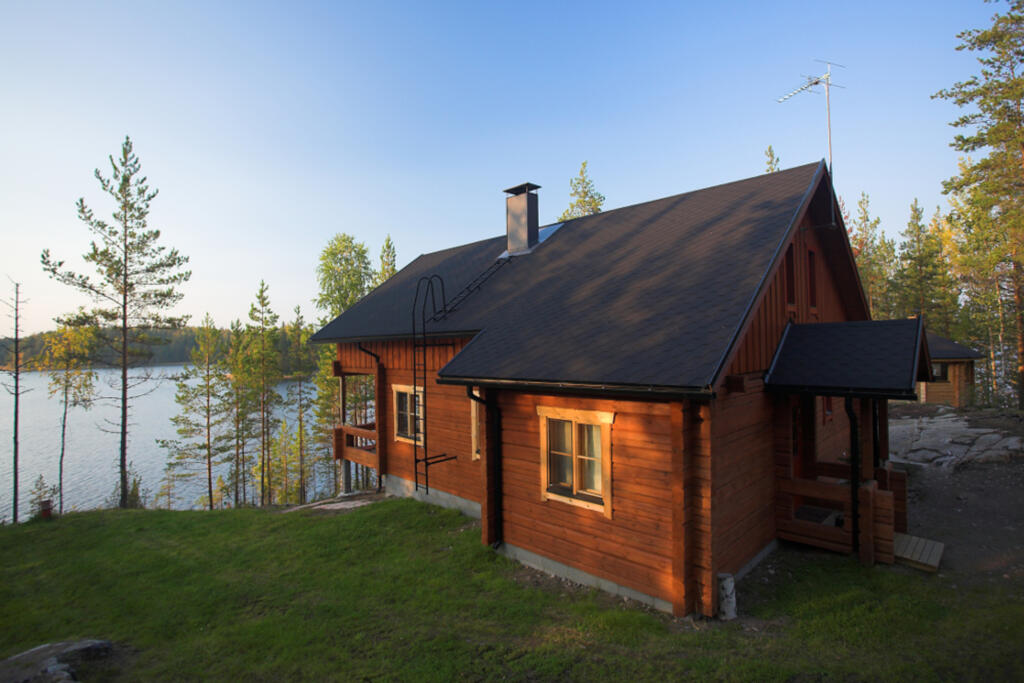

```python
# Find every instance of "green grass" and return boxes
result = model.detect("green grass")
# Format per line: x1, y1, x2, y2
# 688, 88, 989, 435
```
1, 499, 1021, 681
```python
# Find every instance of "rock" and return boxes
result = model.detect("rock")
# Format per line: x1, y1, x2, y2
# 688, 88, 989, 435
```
887, 421, 920, 457
0, 639, 112, 683
904, 448, 947, 464
966, 432, 1006, 456
993, 435, 1024, 453
974, 451, 1012, 464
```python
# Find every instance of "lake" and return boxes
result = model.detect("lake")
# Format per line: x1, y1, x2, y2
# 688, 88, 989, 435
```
0, 366, 312, 521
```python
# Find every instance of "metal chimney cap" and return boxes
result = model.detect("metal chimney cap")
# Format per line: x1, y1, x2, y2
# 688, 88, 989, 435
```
503, 182, 540, 196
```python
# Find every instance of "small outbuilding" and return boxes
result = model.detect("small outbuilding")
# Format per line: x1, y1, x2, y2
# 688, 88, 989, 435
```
918, 332, 982, 409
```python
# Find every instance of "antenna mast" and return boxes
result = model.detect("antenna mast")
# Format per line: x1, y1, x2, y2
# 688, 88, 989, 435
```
777, 60, 845, 175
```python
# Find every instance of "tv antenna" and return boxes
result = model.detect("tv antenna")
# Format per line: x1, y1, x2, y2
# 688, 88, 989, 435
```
778, 60, 845, 175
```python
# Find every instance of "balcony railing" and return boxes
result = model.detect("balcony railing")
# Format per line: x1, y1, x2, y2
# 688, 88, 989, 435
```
333, 422, 378, 470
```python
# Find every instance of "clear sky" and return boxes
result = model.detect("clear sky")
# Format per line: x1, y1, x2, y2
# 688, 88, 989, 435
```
0, 0, 996, 334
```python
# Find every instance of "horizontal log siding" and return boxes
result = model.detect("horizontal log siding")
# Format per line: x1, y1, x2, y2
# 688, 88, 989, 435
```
334, 338, 482, 503
711, 378, 777, 579
919, 361, 974, 408
499, 392, 679, 604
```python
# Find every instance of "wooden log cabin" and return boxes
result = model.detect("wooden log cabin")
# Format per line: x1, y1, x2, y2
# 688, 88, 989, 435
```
311, 161, 929, 617
917, 332, 981, 408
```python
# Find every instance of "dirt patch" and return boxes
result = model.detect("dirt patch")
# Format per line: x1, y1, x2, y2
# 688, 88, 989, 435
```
889, 402, 950, 419
963, 409, 1024, 438
905, 458, 1024, 582
283, 491, 387, 515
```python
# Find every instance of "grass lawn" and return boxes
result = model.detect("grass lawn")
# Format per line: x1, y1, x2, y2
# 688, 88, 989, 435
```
1, 498, 1021, 681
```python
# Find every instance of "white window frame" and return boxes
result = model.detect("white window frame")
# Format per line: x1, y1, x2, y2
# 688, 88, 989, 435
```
536, 405, 614, 519
392, 384, 424, 445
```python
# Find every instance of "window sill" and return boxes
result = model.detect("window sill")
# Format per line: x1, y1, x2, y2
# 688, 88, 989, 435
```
543, 488, 610, 518
394, 434, 422, 446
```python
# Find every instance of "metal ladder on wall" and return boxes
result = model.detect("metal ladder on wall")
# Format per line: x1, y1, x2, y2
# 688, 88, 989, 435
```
410, 258, 511, 493
412, 275, 457, 493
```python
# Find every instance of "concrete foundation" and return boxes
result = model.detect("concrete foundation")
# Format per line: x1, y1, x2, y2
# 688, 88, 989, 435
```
382, 474, 481, 519
500, 542, 673, 613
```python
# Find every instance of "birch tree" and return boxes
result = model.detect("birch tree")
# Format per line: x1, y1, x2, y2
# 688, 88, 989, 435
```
42, 321, 97, 514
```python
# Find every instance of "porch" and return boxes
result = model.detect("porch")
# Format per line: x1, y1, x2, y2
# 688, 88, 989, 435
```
764, 318, 929, 565
331, 356, 386, 491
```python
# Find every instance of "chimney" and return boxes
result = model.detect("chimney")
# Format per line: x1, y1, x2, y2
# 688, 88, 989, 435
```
504, 183, 540, 255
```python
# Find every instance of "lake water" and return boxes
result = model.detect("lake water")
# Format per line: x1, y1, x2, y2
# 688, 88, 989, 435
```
0, 366, 312, 521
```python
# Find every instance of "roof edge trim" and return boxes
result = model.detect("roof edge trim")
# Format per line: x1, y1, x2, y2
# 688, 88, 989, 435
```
436, 374, 714, 399
308, 330, 481, 345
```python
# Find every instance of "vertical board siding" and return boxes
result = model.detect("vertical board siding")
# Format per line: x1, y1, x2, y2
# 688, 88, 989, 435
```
499, 392, 679, 603
726, 219, 856, 377
335, 338, 483, 503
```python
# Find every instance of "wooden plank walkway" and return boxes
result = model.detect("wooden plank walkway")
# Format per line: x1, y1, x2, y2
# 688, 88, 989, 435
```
893, 532, 944, 572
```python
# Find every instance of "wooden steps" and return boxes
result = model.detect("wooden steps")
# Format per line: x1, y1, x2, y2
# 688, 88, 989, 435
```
893, 532, 944, 572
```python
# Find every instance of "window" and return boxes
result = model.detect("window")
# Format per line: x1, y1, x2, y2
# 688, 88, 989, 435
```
932, 362, 949, 382
470, 389, 481, 461
392, 384, 423, 444
536, 405, 614, 518
785, 244, 796, 306
807, 250, 817, 308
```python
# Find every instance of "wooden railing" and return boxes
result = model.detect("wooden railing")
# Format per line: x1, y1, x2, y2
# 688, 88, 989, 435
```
333, 422, 379, 470
777, 477, 853, 554
777, 474, 897, 564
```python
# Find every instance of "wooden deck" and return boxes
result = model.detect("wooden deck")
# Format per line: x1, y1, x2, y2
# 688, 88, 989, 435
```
893, 532, 944, 572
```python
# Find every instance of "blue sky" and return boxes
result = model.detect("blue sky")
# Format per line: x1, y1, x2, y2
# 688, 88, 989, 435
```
0, 1, 996, 334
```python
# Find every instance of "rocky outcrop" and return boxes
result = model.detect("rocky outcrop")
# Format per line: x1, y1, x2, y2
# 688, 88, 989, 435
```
0, 639, 112, 682
890, 408, 1024, 469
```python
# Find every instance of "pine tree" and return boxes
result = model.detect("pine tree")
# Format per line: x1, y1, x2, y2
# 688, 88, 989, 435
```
558, 161, 606, 221
224, 319, 259, 506
248, 282, 281, 506
765, 145, 781, 173
934, 1, 1024, 405
287, 306, 316, 503
41, 136, 191, 507
892, 200, 961, 331
42, 320, 97, 514
377, 235, 397, 286
846, 193, 897, 318
157, 313, 231, 510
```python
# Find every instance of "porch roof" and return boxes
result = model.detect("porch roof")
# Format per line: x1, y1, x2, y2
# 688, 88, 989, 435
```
764, 318, 930, 400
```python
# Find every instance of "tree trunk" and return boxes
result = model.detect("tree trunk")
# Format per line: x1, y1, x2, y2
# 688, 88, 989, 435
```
1014, 262, 1024, 410
298, 378, 305, 505
119, 220, 130, 509
60, 381, 69, 515
997, 281, 1007, 396
11, 288, 19, 523
206, 355, 214, 511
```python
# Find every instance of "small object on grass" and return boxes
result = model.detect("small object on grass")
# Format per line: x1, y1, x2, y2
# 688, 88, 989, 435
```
718, 573, 736, 620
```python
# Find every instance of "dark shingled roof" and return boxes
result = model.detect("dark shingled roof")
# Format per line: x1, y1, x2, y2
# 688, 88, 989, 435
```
312, 161, 826, 392
926, 332, 982, 360
764, 319, 928, 399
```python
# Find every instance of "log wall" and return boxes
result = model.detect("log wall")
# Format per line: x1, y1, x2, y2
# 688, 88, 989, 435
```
497, 391, 684, 608
918, 360, 975, 408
